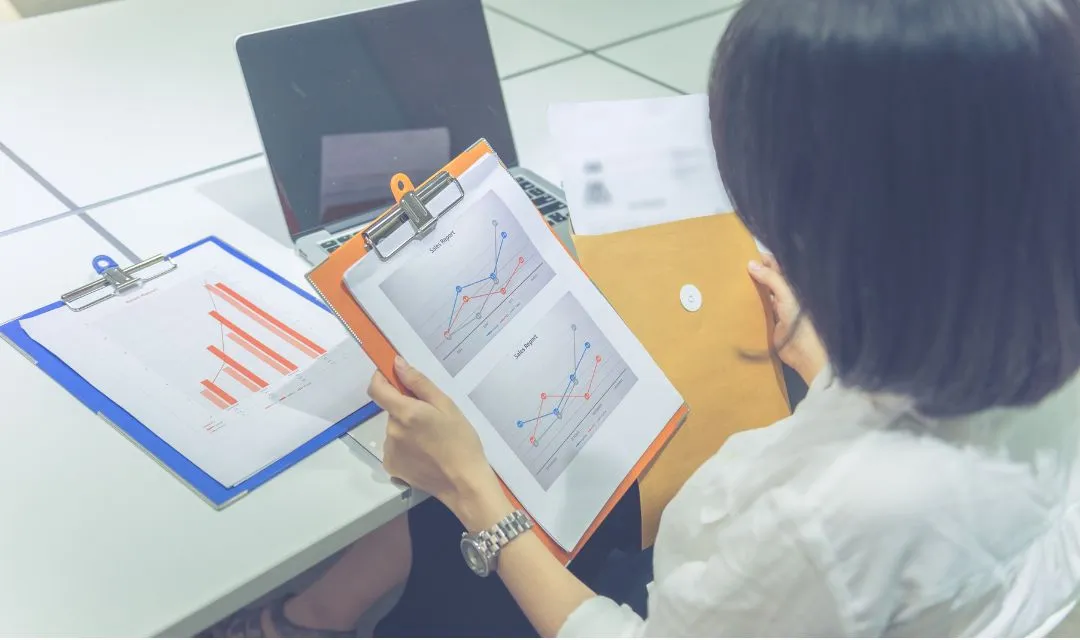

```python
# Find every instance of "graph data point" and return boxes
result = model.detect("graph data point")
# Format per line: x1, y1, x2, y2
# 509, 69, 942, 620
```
529, 437, 536, 446
584, 341, 591, 349
584, 393, 591, 400
540, 392, 547, 400
501, 231, 507, 238
443, 330, 450, 339
518, 256, 525, 264
516, 420, 524, 428
474, 312, 482, 320
455, 285, 462, 293
569, 374, 577, 383
489, 272, 496, 280
491, 219, 498, 227
596, 355, 602, 363
571, 324, 577, 332
462, 295, 470, 302
500, 288, 506, 295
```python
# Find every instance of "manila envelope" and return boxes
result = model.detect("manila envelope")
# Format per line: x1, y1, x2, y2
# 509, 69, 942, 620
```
573, 213, 792, 546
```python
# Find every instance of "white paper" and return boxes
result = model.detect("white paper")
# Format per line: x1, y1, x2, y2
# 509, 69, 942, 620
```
21, 242, 376, 488
548, 94, 733, 236
344, 153, 683, 550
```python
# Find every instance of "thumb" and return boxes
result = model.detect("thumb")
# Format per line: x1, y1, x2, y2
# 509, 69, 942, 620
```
748, 259, 797, 310
394, 357, 447, 406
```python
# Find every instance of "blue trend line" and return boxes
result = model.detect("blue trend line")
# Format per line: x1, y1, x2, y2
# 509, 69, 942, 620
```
516, 335, 594, 434
494, 233, 506, 272
444, 222, 509, 334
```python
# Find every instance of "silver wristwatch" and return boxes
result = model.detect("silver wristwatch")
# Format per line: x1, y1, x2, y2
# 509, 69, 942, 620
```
460, 510, 532, 577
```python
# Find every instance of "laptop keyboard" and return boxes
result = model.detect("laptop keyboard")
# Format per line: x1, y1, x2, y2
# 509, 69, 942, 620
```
514, 175, 571, 228
318, 232, 354, 254
315, 178, 569, 255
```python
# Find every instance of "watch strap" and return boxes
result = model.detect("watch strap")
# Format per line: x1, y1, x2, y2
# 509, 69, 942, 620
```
477, 510, 532, 557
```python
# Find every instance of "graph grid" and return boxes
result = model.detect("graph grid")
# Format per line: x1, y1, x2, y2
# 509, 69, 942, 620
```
380, 192, 555, 376
469, 293, 637, 490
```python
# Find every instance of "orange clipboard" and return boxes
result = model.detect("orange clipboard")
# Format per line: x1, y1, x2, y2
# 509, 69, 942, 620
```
306, 139, 688, 564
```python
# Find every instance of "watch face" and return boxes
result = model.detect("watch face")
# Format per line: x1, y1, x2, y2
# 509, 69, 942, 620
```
460, 537, 490, 577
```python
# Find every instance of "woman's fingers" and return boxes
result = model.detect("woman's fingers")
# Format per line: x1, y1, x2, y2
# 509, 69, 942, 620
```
368, 370, 420, 416
393, 357, 451, 409
761, 252, 781, 273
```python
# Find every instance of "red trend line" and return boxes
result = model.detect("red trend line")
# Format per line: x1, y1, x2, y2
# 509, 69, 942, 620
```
529, 395, 546, 446
446, 298, 469, 336
585, 358, 601, 394
503, 257, 525, 292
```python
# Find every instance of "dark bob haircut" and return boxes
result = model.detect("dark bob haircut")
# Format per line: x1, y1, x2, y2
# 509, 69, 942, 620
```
710, 0, 1080, 416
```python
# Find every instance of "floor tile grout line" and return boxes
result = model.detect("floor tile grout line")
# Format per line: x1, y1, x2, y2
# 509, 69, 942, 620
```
0, 208, 82, 239
0, 139, 78, 209
589, 52, 688, 95
590, 3, 744, 53
484, 4, 590, 52
500, 51, 590, 81
0, 139, 140, 261
486, 1, 741, 54
78, 152, 264, 213
0, 152, 264, 238
78, 212, 140, 263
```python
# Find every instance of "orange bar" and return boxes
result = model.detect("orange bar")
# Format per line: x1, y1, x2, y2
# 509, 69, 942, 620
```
227, 333, 292, 375
201, 379, 237, 406
224, 366, 262, 392
201, 388, 230, 410
206, 284, 323, 359
206, 345, 269, 389
213, 282, 326, 355
210, 310, 298, 371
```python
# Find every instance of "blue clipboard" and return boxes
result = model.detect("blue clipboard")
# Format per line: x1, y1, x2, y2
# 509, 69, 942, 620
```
0, 236, 382, 509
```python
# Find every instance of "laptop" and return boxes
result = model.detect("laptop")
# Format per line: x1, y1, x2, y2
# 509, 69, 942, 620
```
235, 0, 573, 266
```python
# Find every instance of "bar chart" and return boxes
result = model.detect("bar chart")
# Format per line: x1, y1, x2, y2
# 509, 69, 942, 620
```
198, 281, 327, 410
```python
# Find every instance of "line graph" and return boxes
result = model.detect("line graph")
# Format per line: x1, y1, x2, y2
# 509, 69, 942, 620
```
380, 191, 555, 375
470, 293, 637, 490
516, 328, 602, 447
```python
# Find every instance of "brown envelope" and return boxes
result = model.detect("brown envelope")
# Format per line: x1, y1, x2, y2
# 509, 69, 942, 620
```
573, 214, 792, 546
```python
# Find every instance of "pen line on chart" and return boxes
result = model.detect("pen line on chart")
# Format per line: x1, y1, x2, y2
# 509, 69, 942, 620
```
206, 281, 227, 384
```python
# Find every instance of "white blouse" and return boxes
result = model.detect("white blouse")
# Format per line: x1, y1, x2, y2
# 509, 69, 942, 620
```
559, 368, 1080, 637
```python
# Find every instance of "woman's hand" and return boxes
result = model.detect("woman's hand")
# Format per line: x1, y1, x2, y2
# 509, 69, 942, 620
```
748, 254, 828, 384
368, 357, 512, 530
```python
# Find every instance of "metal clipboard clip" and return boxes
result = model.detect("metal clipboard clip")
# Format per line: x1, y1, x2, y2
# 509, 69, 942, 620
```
61, 254, 178, 311
362, 170, 465, 261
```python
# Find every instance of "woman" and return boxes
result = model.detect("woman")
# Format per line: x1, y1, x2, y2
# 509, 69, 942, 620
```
212, 0, 1080, 635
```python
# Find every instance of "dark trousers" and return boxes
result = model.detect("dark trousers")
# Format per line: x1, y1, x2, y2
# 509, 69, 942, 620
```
374, 483, 650, 637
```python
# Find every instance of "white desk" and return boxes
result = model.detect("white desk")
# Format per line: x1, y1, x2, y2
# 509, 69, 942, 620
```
0, 0, 688, 635
0, 184, 414, 637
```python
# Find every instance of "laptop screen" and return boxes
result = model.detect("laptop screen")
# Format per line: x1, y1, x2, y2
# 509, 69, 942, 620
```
237, 0, 518, 239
